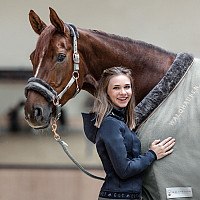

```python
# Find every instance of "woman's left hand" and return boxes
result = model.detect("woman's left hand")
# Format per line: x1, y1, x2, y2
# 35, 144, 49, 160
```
150, 137, 175, 160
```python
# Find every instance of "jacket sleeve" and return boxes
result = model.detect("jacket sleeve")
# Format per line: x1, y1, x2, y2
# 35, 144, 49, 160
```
98, 119, 156, 180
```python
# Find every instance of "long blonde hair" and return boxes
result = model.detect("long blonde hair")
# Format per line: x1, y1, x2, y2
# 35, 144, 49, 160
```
93, 66, 136, 130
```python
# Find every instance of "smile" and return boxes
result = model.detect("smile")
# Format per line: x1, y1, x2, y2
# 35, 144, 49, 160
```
118, 97, 128, 101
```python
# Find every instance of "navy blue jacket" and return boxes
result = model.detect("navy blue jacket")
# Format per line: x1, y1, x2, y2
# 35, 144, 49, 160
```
82, 107, 156, 199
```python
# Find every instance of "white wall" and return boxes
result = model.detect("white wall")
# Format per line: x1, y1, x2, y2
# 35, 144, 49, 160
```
1, 0, 200, 69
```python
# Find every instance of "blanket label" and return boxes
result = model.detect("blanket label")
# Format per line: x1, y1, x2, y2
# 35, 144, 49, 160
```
166, 187, 193, 199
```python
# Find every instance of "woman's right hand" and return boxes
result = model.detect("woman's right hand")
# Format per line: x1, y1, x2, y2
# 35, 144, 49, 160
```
150, 137, 175, 160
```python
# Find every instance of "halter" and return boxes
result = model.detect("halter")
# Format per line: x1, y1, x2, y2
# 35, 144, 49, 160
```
25, 23, 80, 119
24, 24, 105, 181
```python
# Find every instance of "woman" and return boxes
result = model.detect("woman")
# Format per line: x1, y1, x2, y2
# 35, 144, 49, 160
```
82, 66, 175, 200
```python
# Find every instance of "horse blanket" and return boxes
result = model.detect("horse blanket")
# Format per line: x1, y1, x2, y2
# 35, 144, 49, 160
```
135, 52, 200, 200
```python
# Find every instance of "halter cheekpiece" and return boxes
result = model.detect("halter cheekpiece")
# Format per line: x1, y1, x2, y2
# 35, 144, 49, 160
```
24, 23, 80, 119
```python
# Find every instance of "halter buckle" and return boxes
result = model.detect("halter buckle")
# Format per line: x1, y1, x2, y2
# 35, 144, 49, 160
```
73, 53, 80, 64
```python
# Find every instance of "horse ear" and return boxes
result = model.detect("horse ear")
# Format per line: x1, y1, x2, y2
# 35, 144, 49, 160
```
29, 10, 47, 35
49, 7, 66, 33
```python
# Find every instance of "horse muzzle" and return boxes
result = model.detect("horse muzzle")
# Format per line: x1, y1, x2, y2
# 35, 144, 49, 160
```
24, 78, 56, 129
24, 93, 53, 129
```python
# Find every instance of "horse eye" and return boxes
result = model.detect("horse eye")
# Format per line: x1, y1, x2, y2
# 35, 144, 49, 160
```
56, 53, 66, 63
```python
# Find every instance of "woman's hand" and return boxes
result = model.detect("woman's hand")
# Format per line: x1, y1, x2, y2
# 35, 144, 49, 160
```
150, 137, 175, 160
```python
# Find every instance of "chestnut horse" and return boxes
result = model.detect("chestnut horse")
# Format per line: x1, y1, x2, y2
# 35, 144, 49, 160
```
24, 8, 175, 129
25, 8, 199, 200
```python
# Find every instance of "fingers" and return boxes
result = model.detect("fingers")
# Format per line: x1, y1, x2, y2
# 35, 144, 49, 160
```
160, 137, 175, 151
161, 148, 174, 158
152, 139, 161, 146
160, 137, 173, 146
152, 137, 175, 150
152, 137, 175, 160
165, 148, 174, 155
164, 139, 175, 151
161, 137, 175, 153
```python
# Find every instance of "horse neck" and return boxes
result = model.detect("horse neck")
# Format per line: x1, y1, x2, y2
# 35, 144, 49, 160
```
78, 29, 176, 104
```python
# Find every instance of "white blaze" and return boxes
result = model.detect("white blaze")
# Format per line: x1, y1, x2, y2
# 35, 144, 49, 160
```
34, 50, 45, 78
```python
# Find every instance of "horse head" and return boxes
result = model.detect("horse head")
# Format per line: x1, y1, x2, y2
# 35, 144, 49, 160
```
24, 8, 85, 129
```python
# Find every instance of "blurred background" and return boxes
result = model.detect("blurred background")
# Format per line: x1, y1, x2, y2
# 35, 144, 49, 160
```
1, 0, 200, 199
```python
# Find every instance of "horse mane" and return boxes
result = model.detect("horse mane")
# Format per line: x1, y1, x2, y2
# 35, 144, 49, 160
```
35, 25, 175, 58
90, 29, 176, 56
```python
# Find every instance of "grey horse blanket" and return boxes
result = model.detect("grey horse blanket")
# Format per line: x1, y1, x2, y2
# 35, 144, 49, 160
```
135, 52, 200, 200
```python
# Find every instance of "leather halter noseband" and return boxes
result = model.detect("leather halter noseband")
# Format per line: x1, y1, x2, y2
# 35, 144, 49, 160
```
25, 23, 80, 118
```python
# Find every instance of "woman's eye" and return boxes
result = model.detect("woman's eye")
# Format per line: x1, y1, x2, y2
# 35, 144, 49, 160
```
56, 53, 66, 63
125, 85, 131, 89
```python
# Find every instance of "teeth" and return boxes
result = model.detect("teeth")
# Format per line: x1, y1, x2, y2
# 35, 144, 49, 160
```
119, 98, 127, 100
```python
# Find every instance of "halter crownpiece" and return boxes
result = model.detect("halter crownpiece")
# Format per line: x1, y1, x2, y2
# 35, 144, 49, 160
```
25, 23, 80, 119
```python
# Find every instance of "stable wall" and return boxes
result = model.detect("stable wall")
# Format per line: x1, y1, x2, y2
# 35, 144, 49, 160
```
1, 0, 200, 69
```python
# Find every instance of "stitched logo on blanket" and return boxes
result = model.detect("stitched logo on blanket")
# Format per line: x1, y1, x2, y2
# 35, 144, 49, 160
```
169, 85, 200, 126
136, 57, 200, 200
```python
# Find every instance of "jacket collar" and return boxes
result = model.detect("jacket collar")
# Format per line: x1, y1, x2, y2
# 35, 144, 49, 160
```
109, 107, 126, 122
82, 107, 126, 144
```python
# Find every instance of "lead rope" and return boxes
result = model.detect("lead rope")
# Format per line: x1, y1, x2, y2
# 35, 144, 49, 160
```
51, 117, 105, 181
51, 24, 104, 181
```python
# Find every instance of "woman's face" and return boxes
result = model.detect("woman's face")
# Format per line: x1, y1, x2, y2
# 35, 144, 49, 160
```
107, 74, 132, 109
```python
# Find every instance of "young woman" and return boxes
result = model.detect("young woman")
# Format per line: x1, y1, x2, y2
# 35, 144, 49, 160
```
82, 67, 175, 200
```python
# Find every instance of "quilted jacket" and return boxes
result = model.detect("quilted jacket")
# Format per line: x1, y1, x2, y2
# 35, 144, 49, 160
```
82, 107, 156, 199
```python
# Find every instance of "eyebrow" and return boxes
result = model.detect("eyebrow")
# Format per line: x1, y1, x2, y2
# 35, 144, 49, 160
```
113, 83, 131, 86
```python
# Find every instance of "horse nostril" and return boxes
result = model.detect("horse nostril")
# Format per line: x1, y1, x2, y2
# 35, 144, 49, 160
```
34, 105, 43, 122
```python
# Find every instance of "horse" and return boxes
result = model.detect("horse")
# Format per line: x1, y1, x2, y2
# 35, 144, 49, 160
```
24, 8, 199, 200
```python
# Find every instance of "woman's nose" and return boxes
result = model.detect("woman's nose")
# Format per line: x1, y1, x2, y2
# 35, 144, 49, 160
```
120, 88, 126, 94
